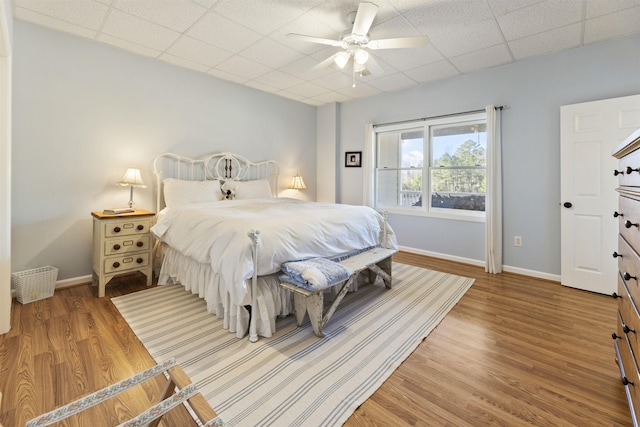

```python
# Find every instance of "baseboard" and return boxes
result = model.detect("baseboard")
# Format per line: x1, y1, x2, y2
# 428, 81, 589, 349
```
397, 245, 560, 283
10, 274, 92, 299
56, 274, 92, 289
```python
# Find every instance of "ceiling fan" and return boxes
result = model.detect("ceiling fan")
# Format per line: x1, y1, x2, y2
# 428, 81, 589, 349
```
287, 2, 429, 86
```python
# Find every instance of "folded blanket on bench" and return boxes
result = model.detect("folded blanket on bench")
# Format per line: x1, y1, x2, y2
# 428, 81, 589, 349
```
280, 257, 350, 292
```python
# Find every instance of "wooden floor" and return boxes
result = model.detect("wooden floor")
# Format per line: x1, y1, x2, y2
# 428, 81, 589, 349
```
0, 252, 631, 426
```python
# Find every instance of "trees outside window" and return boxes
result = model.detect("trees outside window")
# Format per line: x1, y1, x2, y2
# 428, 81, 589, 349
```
375, 112, 486, 219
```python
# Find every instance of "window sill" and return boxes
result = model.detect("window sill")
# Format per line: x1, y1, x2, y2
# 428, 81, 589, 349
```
376, 206, 486, 223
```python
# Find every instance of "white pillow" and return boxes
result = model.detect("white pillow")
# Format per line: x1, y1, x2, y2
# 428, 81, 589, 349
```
163, 178, 223, 207
222, 179, 272, 199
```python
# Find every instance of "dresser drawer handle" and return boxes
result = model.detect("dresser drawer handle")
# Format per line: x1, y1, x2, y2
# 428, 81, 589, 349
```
623, 324, 636, 334
625, 220, 638, 229
613, 332, 622, 339
113, 244, 121, 251
622, 377, 635, 386
613, 251, 623, 258
136, 258, 143, 264
137, 224, 144, 231
137, 241, 143, 247
624, 272, 637, 281
113, 226, 121, 233
113, 262, 120, 268
612, 292, 622, 299
614, 169, 625, 176
614, 211, 624, 218
626, 166, 640, 174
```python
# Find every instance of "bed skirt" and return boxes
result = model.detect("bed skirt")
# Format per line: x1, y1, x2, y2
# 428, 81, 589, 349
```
155, 243, 293, 339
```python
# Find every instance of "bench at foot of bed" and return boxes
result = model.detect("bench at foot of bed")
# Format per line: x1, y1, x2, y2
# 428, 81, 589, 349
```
279, 247, 396, 338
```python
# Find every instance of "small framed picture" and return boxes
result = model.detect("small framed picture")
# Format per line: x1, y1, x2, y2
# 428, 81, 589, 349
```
345, 151, 362, 167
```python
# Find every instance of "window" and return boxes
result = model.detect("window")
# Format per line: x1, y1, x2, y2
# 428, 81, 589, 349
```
374, 112, 487, 220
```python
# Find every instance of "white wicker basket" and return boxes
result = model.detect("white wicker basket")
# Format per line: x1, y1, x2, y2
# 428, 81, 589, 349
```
11, 266, 58, 304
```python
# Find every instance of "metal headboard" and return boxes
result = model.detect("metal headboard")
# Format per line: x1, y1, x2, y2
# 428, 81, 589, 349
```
153, 152, 280, 212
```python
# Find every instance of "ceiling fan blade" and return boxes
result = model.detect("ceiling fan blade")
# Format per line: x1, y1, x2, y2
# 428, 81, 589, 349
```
313, 53, 342, 70
286, 33, 342, 47
364, 54, 384, 76
352, 2, 378, 36
367, 36, 429, 50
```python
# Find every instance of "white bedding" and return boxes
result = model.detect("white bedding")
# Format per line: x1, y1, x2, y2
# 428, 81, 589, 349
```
151, 197, 397, 308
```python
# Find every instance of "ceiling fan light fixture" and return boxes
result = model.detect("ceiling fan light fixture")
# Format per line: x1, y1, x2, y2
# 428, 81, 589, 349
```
354, 48, 369, 65
334, 51, 350, 69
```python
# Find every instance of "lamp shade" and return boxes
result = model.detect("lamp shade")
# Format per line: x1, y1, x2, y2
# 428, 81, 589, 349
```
354, 49, 369, 65
334, 51, 350, 69
118, 168, 146, 188
290, 174, 307, 190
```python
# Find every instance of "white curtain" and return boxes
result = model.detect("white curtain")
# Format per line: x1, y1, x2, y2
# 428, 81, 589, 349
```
485, 105, 503, 273
363, 123, 375, 207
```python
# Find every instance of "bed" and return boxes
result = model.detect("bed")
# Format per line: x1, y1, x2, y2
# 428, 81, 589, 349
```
151, 152, 397, 341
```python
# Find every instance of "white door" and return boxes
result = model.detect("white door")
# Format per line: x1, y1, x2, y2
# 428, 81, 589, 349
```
561, 94, 640, 294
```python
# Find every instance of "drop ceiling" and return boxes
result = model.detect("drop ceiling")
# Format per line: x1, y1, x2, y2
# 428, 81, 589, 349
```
12, 0, 640, 106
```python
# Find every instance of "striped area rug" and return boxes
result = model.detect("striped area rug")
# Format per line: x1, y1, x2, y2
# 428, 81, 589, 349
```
112, 262, 474, 427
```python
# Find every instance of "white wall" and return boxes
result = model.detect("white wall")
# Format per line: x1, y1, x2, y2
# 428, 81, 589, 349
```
337, 34, 640, 277
316, 102, 337, 203
11, 21, 317, 282
0, 0, 12, 334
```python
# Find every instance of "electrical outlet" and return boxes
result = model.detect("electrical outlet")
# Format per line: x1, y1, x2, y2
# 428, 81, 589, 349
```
514, 236, 522, 247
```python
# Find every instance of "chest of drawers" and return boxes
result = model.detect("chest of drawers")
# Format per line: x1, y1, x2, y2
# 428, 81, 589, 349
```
613, 128, 640, 426
91, 209, 155, 297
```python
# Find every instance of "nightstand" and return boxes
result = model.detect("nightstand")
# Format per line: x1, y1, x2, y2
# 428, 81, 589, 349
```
91, 209, 155, 297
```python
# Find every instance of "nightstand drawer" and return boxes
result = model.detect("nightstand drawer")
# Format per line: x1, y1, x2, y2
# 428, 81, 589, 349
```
103, 218, 152, 238
103, 253, 150, 274
104, 235, 151, 256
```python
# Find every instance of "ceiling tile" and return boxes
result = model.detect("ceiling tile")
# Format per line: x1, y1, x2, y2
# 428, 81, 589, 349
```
487, 0, 546, 17
97, 33, 161, 57
206, 67, 249, 84
239, 38, 304, 69
509, 23, 581, 60
404, 0, 494, 37
586, 0, 640, 18
15, 0, 109, 30
101, 9, 181, 50
215, 55, 271, 80
496, 0, 582, 41
449, 43, 512, 73
366, 72, 417, 92
244, 80, 279, 93
431, 19, 503, 57
276, 90, 306, 102
270, 15, 341, 56
403, 60, 460, 83
15, 6, 98, 39
113, 0, 208, 33
369, 15, 423, 40
252, 69, 305, 90
312, 71, 354, 91
213, 0, 321, 35
158, 53, 210, 72
336, 82, 382, 99
373, 45, 443, 71
286, 82, 331, 98
167, 35, 232, 67
584, 5, 640, 44
186, 11, 262, 51
312, 91, 353, 104
278, 56, 336, 81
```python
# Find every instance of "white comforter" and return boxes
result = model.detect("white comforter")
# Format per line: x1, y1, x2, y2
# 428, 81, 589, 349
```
151, 198, 397, 306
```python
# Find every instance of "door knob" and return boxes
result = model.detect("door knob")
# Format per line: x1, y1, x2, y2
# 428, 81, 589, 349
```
563, 202, 572, 208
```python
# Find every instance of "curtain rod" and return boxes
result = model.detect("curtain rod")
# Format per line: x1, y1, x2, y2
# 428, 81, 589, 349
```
373, 105, 505, 128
